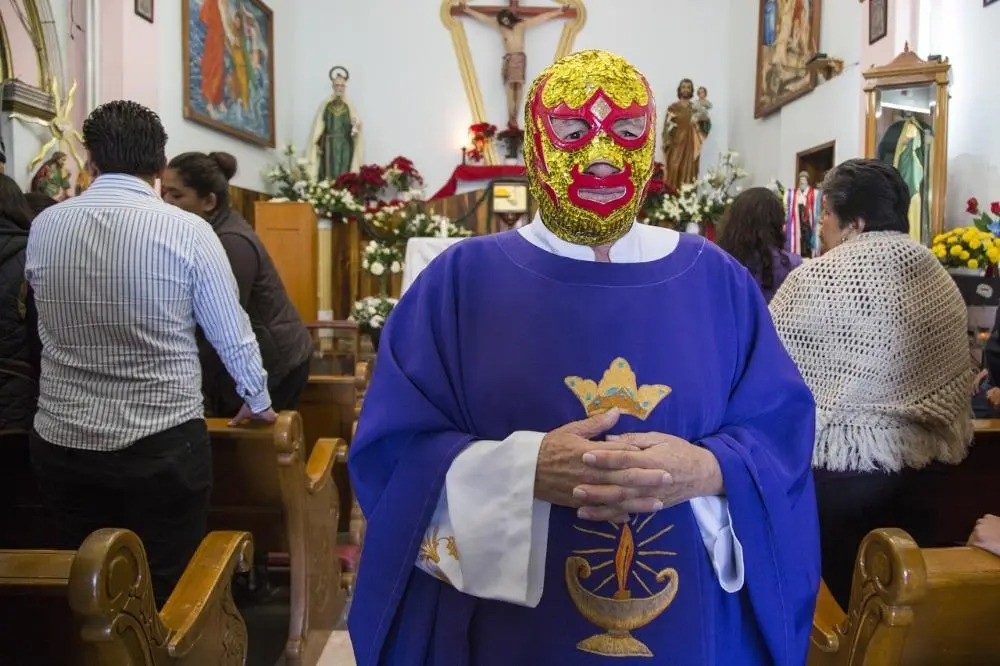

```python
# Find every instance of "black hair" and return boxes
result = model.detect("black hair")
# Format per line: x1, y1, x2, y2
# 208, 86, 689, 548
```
167, 151, 237, 213
820, 158, 910, 234
717, 187, 788, 292
677, 78, 694, 98
0, 174, 35, 230
497, 9, 521, 25
82, 100, 168, 177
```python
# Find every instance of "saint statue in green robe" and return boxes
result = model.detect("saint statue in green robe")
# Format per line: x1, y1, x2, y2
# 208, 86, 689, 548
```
307, 67, 364, 181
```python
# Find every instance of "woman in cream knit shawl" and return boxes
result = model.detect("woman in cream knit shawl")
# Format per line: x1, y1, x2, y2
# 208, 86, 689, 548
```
770, 159, 973, 607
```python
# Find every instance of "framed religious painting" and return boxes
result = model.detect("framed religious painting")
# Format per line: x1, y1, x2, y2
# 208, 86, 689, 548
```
987, 0, 1000, 7
869, 0, 888, 44
135, 0, 154, 23
182, 0, 276, 147
754, 0, 823, 118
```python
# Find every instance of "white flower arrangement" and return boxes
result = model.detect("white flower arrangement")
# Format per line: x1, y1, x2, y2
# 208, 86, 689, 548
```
361, 240, 404, 278
302, 179, 365, 221
652, 150, 749, 230
350, 295, 399, 332
398, 211, 472, 239
363, 201, 411, 231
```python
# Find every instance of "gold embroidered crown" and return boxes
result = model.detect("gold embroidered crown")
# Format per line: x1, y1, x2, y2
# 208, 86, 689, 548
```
564, 358, 671, 421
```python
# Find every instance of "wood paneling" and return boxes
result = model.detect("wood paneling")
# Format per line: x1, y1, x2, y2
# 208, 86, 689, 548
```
254, 202, 318, 323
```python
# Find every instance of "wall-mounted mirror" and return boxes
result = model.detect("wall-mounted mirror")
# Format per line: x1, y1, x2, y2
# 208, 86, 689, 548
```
863, 44, 950, 245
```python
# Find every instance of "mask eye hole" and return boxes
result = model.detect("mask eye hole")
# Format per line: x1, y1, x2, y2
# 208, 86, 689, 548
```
548, 117, 591, 143
611, 116, 647, 140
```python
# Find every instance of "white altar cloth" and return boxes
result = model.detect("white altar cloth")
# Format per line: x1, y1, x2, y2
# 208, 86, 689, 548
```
401, 237, 467, 295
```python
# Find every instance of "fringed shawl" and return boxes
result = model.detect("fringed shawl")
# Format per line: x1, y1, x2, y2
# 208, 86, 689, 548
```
770, 231, 973, 472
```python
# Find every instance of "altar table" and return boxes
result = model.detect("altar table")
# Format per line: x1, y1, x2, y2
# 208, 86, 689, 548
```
401, 237, 466, 295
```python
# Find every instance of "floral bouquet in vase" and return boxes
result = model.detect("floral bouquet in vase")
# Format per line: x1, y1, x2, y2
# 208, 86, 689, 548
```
350, 296, 399, 350
931, 225, 1000, 275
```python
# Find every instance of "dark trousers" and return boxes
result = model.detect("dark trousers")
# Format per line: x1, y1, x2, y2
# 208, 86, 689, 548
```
270, 358, 311, 411
814, 466, 934, 609
29, 419, 212, 607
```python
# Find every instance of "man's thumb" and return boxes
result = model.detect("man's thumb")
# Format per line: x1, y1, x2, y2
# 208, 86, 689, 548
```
565, 408, 620, 438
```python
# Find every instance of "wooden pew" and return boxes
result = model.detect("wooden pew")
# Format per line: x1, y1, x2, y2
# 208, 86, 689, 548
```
206, 411, 344, 666
0, 527, 252, 665
809, 527, 1000, 665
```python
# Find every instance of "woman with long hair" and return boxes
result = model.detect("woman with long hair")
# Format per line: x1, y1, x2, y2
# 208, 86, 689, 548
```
161, 151, 313, 416
717, 187, 801, 303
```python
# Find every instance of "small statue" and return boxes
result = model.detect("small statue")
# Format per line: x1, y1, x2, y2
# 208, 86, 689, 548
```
784, 171, 820, 257
692, 86, 713, 139
307, 66, 364, 181
662, 78, 702, 189
31, 151, 72, 201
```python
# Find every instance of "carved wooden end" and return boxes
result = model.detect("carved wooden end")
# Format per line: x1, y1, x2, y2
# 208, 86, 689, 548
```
808, 527, 1000, 666
0, 528, 253, 665
207, 411, 344, 666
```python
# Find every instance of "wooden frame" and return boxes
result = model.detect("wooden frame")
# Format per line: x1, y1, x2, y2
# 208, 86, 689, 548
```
440, 0, 587, 165
863, 46, 951, 242
754, 0, 823, 118
868, 0, 887, 44
795, 140, 835, 188
135, 0, 154, 23
986, 0, 1000, 7
182, 0, 276, 147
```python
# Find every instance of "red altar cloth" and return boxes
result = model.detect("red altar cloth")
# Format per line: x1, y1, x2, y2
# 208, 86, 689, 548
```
430, 164, 526, 200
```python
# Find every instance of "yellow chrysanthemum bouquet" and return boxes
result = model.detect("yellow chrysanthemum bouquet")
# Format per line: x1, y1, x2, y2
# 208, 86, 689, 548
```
931, 226, 1000, 272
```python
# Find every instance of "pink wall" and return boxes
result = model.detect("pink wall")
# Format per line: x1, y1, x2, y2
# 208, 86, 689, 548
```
98, 0, 159, 109
0, 6, 44, 87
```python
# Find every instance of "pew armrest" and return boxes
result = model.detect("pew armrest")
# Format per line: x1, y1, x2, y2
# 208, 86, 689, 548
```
306, 437, 340, 494
160, 531, 254, 658
811, 580, 847, 652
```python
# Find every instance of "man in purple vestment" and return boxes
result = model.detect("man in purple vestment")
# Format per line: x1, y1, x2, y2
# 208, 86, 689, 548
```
349, 50, 819, 665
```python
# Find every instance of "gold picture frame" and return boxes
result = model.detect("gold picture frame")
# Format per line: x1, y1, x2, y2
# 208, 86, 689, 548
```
439, 0, 587, 165
754, 0, 822, 118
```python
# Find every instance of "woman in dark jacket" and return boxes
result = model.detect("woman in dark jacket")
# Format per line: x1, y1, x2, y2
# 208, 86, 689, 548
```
162, 152, 313, 416
0, 174, 39, 437
717, 187, 802, 303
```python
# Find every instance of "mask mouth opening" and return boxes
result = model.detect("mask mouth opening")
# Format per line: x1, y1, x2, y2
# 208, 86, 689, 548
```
576, 186, 627, 204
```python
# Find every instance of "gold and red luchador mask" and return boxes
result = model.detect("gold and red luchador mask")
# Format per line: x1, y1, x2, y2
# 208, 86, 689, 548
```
523, 51, 657, 246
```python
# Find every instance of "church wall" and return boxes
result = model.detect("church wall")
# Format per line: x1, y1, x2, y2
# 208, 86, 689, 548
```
925, 0, 1000, 228
726, 0, 863, 189
290, 0, 732, 195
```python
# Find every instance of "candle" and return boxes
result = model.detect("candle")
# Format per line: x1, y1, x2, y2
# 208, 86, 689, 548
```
613, 523, 635, 600
461, 146, 467, 165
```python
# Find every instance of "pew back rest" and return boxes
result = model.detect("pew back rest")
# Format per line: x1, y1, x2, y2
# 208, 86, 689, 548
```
899, 546, 1000, 664
0, 528, 253, 666
207, 411, 303, 555
810, 528, 1000, 666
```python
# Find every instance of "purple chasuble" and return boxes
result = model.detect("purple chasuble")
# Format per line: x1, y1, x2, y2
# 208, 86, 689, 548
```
348, 231, 819, 665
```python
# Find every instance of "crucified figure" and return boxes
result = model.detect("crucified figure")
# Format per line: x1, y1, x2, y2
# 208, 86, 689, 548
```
456, 2, 573, 127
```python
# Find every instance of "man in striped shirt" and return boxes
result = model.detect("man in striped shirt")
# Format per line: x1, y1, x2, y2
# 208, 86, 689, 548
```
25, 100, 276, 604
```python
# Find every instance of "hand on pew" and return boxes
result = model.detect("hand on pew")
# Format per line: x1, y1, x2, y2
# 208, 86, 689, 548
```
228, 401, 278, 427
968, 513, 1000, 557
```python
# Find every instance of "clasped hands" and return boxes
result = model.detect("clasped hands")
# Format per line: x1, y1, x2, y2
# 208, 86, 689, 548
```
534, 407, 724, 523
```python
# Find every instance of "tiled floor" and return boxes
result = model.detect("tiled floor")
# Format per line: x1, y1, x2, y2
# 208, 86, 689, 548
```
317, 631, 355, 665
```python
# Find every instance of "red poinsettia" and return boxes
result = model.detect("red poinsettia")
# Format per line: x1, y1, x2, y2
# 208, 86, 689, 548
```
469, 122, 497, 140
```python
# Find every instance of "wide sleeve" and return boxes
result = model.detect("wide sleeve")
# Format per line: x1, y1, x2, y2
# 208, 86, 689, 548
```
347, 255, 480, 662
700, 271, 820, 666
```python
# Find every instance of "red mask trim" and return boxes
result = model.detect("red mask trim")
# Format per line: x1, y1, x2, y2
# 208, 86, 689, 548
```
566, 162, 635, 217
531, 88, 652, 152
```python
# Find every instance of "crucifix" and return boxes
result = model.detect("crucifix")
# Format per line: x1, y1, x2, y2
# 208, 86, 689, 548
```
452, 1, 576, 128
